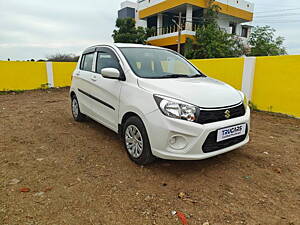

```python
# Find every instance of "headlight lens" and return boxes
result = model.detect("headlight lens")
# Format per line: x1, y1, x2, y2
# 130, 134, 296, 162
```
154, 95, 198, 122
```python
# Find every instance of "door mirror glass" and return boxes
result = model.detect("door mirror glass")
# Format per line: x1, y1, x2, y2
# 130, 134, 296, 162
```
101, 68, 120, 79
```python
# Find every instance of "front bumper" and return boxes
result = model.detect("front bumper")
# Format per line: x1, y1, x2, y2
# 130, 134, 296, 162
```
144, 107, 250, 160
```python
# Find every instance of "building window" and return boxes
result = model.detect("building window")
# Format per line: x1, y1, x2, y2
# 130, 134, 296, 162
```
118, 7, 135, 19
229, 23, 237, 35
241, 27, 248, 38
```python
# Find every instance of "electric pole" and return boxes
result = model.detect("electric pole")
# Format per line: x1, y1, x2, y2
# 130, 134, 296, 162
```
172, 12, 183, 53
177, 12, 182, 53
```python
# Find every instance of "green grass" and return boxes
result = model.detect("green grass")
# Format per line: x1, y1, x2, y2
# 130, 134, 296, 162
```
249, 101, 258, 111
0, 90, 25, 95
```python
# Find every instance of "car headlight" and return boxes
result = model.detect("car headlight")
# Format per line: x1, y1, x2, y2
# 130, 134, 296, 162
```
153, 95, 199, 122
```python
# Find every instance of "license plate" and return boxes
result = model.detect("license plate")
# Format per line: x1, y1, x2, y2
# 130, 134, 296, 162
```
217, 124, 247, 142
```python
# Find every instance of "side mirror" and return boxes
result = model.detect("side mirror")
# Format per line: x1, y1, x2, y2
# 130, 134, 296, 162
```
101, 68, 120, 79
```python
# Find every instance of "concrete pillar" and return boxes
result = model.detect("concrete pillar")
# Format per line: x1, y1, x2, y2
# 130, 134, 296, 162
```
46, 62, 54, 88
242, 57, 256, 101
157, 14, 163, 35
186, 5, 193, 31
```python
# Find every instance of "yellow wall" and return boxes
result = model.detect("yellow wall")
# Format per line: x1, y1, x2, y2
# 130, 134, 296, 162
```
190, 58, 244, 90
52, 62, 77, 87
0, 61, 48, 91
0, 56, 299, 118
252, 55, 300, 118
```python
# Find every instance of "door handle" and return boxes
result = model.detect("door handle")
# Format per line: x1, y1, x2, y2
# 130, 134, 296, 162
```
91, 75, 97, 81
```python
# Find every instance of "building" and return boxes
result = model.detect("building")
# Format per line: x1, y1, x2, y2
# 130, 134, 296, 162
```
118, 0, 254, 50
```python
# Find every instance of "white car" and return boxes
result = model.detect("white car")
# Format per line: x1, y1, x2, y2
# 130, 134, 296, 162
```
70, 43, 250, 165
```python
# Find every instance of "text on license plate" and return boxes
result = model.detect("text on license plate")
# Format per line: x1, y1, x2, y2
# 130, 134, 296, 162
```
217, 124, 247, 142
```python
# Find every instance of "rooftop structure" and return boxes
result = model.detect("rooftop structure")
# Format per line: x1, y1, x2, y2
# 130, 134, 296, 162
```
118, 0, 254, 50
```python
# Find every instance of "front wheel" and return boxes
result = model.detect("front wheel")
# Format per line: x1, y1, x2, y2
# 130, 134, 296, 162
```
123, 116, 155, 165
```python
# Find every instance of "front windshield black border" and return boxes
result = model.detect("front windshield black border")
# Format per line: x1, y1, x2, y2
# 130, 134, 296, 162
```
117, 46, 206, 79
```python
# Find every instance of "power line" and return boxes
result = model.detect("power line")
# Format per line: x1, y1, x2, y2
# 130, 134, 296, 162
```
254, 20, 300, 23
254, 17, 300, 22
255, 12, 300, 18
253, 20, 300, 24
255, 7, 300, 14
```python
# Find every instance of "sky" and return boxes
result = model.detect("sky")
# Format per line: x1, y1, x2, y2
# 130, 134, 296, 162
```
0, 0, 300, 60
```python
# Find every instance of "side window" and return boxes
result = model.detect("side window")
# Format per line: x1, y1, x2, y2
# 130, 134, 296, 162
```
80, 53, 94, 72
96, 50, 121, 74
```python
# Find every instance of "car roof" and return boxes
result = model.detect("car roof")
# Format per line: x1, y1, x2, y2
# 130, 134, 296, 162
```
83, 43, 164, 53
114, 43, 163, 49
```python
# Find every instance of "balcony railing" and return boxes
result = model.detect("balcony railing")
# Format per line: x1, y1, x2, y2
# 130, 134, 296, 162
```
148, 23, 201, 37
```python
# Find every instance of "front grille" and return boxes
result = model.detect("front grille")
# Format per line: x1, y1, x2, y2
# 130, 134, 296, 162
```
197, 103, 245, 124
202, 125, 248, 153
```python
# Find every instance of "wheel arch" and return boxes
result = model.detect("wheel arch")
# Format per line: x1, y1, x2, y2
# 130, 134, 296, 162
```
119, 112, 140, 135
70, 91, 76, 98
120, 111, 156, 164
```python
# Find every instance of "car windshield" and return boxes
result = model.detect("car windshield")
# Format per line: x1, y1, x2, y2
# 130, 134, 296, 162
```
119, 47, 204, 79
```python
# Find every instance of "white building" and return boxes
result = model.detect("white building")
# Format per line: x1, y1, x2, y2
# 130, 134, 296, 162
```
118, 0, 254, 50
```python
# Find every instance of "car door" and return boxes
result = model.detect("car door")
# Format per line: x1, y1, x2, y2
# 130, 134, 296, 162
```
74, 51, 96, 117
88, 47, 124, 132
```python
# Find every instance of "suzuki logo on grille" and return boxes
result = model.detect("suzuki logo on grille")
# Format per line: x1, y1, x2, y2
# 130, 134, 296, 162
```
224, 110, 231, 119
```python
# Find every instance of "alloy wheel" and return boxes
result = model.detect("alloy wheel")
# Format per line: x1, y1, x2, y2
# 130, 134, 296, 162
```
125, 125, 144, 158
72, 98, 79, 118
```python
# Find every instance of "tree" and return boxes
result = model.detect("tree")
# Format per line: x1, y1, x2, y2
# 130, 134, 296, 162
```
248, 26, 287, 56
46, 53, 79, 62
184, 0, 246, 59
202, 0, 221, 25
185, 24, 246, 59
112, 18, 152, 44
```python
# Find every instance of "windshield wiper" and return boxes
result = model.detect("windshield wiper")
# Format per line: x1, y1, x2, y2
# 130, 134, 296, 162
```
189, 73, 206, 78
157, 74, 189, 79
146, 73, 206, 79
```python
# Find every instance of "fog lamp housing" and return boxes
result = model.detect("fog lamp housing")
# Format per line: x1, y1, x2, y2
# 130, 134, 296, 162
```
169, 135, 187, 150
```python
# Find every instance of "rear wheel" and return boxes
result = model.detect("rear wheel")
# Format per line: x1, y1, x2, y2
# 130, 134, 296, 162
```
71, 95, 86, 122
123, 116, 155, 165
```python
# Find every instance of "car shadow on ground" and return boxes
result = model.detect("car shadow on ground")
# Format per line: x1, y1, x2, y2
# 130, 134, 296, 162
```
82, 116, 246, 175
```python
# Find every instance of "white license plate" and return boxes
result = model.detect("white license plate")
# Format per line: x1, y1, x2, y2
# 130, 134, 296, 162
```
217, 124, 247, 142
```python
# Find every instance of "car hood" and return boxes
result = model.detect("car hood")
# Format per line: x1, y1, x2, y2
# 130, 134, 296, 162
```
138, 77, 242, 108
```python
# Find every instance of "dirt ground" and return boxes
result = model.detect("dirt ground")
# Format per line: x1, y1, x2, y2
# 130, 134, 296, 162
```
0, 88, 299, 225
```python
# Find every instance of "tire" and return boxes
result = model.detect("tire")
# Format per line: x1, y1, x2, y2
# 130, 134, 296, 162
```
71, 95, 86, 122
123, 116, 155, 165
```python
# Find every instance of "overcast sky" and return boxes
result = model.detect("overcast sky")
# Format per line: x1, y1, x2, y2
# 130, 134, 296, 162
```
0, 0, 299, 60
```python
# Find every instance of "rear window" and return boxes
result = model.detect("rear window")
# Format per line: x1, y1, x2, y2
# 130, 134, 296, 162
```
80, 53, 94, 72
